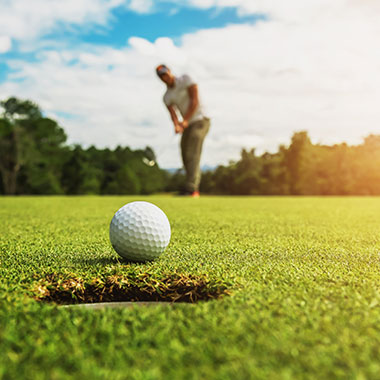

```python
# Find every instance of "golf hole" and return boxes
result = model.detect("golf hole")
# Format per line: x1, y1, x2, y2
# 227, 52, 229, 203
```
33, 272, 231, 307
60, 302, 177, 310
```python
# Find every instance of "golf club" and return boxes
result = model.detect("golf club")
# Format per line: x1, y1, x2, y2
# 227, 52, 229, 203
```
142, 134, 177, 167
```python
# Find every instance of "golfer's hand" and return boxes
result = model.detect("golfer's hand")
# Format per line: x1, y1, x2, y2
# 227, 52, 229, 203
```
181, 119, 189, 129
174, 124, 183, 134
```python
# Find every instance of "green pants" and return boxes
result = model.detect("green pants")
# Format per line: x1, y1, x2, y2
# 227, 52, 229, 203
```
181, 117, 210, 192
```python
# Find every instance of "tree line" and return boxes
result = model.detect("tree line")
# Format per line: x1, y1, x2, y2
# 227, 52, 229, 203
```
1, 97, 379, 196
196, 131, 380, 195
0, 97, 166, 195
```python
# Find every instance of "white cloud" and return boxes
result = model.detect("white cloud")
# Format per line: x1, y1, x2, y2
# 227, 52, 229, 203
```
0, 0, 126, 43
127, 0, 154, 14
0, 41, 180, 164
1, 0, 380, 168
0, 36, 11, 53
129, 37, 156, 55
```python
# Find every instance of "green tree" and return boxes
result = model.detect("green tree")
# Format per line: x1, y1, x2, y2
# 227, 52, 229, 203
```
61, 146, 103, 195
233, 149, 262, 195
115, 165, 141, 194
352, 135, 380, 195
0, 117, 20, 194
260, 147, 289, 195
0, 97, 67, 194
165, 169, 186, 193
284, 131, 313, 195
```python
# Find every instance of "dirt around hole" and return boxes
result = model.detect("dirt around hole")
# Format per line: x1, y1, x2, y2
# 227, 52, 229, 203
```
33, 272, 231, 305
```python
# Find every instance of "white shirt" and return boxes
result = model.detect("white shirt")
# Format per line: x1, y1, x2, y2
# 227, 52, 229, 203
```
163, 74, 208, 124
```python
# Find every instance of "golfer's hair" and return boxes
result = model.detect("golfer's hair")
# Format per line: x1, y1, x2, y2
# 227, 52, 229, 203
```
156, 64, 169, 74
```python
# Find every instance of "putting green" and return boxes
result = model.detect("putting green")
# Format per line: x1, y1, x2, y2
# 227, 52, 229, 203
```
1, 196, 380, 379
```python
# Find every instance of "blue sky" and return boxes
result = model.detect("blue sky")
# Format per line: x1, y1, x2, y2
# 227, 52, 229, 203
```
82, 5, 264, 46
0, 3, 263, 80
0, 0, 379, 168
0, 63, 8, 82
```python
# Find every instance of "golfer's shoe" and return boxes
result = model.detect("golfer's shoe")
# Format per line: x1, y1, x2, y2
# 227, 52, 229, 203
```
177, 190, 200, 198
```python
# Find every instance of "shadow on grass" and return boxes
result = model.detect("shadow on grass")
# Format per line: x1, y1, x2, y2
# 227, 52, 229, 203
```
71, 256, 122, 266
71, 255, 155, 266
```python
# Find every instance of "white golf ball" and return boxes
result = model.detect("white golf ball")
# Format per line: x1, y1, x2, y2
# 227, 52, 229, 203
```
109, 201, 171, 261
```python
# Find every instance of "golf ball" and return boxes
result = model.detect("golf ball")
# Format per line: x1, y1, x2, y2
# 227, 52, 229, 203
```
109, 201, 171, 261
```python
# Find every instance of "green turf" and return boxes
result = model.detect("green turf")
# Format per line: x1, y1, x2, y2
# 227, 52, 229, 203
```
1, 196, 380, 379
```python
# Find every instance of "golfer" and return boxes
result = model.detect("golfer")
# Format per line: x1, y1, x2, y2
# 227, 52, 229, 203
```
156, 64, 210, 198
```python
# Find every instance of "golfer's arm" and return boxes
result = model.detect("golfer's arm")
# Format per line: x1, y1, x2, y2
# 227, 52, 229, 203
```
183, 85, 199, 122
167, 105, 180, 126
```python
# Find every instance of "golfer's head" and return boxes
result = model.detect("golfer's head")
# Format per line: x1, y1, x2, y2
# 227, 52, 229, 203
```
156, 64, 174, 86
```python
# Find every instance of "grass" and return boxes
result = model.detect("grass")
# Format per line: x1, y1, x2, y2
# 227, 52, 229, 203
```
1, 196, 380, 379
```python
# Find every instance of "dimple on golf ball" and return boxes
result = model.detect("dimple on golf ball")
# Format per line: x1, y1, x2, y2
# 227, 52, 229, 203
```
109, 201, 171, 261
